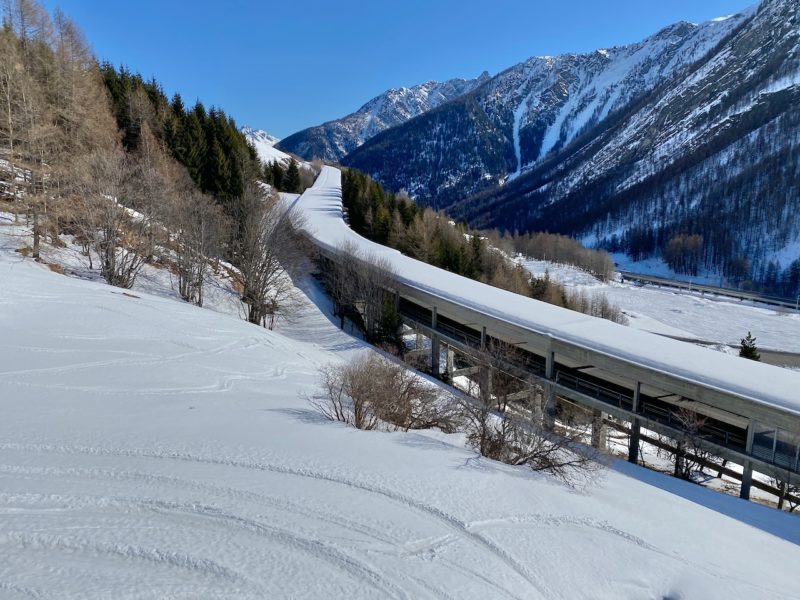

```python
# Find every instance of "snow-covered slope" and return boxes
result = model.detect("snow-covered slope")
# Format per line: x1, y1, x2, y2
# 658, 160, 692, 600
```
521, 257, 800, 354
277, 73, 490, 162
242, 126, 293, 165
2, 212, 799, 598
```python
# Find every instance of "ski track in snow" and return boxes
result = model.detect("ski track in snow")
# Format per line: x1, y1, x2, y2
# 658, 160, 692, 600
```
2, 215, 800, 599
0, 442, 550, 599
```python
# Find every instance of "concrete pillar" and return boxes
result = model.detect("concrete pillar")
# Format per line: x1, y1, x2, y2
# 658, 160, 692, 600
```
431, 334, 441, 376
532, 387, 544, 424
543, 349, 556, 431
480, 326, 487, 351
740, 461, 753, 500
480, 366, 493, 404
628, 381, 642, 464
591, 409, 607, 451
446, 347, 455, 379
740, 419, 756, 500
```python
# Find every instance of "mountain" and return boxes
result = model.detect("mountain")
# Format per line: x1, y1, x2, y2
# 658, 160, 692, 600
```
343, 9, 751, 206
276, 73, 491, 162
451, 0, 799, 287
344, 0, 800, 290
242, 126, 293, 165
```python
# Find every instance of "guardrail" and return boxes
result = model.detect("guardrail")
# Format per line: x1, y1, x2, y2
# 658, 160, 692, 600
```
620, 271, 799, 310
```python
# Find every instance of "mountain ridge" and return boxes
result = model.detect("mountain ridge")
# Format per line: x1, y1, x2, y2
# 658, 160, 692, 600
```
276, 72, 491, 162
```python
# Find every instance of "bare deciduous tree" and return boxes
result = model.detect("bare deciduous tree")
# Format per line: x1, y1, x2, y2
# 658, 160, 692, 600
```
457, 340, 605, 487
325, 242, 397, 342
73, 149, 157, 288
309, 353, 457, 432
308, 355, 382, 431
672, 407, 710, 481
234, 182, 306, 328
170, 187, 226, 306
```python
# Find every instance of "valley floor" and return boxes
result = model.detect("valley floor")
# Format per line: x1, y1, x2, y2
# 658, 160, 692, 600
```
1, 215, 799, 599
522, 258, 800, 355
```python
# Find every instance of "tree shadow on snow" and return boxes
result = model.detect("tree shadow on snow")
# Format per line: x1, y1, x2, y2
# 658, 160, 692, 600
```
267, 407, 333, 426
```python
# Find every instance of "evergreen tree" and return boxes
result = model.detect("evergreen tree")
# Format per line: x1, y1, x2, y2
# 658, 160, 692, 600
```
739, 331, 761, 361
270, 160, 285, 190
284, 158, 300, 193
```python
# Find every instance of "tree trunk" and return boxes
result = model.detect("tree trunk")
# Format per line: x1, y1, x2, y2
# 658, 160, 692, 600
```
32, 206, 40, 261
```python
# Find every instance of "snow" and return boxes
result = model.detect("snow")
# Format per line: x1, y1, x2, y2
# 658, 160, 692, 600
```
296, 167, 800, 418
530, 11, 750, 167
2, 208, 800, 599
509, 82, 540, 180
241, 127, 293, 165
521, 258, 800, 353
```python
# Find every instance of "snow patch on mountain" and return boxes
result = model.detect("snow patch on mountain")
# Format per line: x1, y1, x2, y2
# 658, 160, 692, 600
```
242, 126, 292, 165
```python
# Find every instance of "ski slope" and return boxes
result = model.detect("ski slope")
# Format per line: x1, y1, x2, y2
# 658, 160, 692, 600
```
1, 211, 800, 598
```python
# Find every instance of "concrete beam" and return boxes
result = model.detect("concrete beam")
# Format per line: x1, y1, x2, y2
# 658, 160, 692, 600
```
506, 389, 533, 403
452, 366, 480, 377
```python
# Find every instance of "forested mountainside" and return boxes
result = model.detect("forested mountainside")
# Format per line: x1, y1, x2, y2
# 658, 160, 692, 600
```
101, 65, 260, 205
0, 0, 298, 309
276, 73, 490, 162
344, 0, 800, 293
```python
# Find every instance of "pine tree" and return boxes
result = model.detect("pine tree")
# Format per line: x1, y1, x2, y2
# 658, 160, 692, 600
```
270, 160, 285, 190
739, 331, 761, 361
284, 157, 300, 193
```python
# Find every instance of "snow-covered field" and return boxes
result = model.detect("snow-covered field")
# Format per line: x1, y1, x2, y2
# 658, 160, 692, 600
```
2, 212, 800, 598
522, 258, 800, 354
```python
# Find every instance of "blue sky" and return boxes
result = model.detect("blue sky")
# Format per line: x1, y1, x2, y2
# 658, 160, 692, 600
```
42, 0, 752, 138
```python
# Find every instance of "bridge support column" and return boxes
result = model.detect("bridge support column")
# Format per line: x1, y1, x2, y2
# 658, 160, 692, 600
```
445, 347, 455, 380
590, 410, 607, 451
543, 350, 556, 431
628, 382, 641, 464
740, 461, 753, 500
740, 420, 756, 500
431, 334, 441, 376
430, 306, 440, 376
480, 366, 493, 404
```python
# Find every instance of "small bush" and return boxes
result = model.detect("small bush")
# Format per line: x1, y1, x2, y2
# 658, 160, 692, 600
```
309, 354, 457, 432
